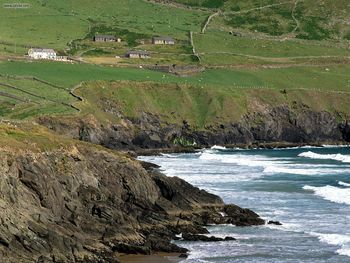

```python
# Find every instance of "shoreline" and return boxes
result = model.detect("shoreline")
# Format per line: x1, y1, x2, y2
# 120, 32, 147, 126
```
133, 141, 350, 156
119, 253, 184, 263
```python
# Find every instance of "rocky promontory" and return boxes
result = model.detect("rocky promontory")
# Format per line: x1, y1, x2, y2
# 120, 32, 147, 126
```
0, 125, 264, 263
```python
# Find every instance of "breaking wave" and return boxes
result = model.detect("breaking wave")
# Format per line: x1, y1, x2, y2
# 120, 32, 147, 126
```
298, 151, 350, 163
199, 152, 287, 166
303, 185, 350, 205
309, 232, 350, 257
339, 181, 350, 187
199, 151, 350, 175
210, 145, 227, 150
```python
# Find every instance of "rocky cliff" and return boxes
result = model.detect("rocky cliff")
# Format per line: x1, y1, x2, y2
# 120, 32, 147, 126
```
39, 104, 350, 152
0, 134, 264, 263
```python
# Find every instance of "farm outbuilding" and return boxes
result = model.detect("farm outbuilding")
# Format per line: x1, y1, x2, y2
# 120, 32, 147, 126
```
126, 50, 150, 59
94, 35, 121, 42
152, 36, 175, 45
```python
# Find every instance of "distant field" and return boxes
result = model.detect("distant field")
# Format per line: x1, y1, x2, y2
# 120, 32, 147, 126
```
194, 31, 350, 62
0, 0, 206, 53
1, 61, 350, 91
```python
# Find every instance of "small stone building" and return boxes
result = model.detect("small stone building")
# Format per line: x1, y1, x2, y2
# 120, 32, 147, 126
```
94, 35, 121, 42
152, 36, 175, 45
28, 48, 56, 60
126, 50, 150, 59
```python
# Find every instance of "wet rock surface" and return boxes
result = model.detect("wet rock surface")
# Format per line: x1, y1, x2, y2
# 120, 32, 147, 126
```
268, 220, 283, 226
0, 145, 264, 263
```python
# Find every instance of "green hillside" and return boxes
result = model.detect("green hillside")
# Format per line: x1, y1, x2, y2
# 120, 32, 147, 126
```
172, 0, 350, 40
1, 0, 349, 65
0, 0, 349, 123
0, 0, 206, 50
75, 80, 350, 128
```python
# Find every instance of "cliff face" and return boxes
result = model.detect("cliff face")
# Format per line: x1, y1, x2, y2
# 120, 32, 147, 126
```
0, 143, 263, 263
39, 105, 350, 152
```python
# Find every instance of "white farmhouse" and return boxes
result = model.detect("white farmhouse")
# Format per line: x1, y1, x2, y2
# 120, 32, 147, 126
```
28, 48, 57, 60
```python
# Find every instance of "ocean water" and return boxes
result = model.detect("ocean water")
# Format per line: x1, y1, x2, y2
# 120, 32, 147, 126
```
139, 146, 350, 262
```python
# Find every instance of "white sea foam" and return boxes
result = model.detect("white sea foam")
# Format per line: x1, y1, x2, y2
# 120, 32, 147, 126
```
263, 166, 322, 175
309, 232, 350, 257
264, 222, 302, 232
339, 181, 350, 187
263, 165, 350, 175
298, 151, 350, 163
199, 152, 287, 167
322, 144, 350, 148
337, 247, 350, 257
199, 151, 350, 175
273, 145, 322, 150
211, 145, 227, 150
303, 185, 350, 205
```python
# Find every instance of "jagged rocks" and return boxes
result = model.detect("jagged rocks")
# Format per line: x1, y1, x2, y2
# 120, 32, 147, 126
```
0, 145, 264, 263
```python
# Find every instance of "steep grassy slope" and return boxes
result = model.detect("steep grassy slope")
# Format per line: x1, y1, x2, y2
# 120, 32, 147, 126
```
75, 80, 350, 129
1, 60, 350, 121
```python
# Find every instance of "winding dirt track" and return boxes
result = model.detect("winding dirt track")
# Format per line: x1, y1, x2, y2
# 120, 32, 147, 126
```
201, 1, 295, 34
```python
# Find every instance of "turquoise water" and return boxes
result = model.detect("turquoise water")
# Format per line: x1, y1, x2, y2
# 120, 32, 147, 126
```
140, 146, 350, 262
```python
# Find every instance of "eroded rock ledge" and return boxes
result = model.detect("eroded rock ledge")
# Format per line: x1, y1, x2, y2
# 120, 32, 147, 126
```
0, 144, 264, 263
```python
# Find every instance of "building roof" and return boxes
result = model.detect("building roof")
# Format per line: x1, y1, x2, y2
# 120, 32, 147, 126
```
29, 48, 56, 53
153, 36, 174, 42
127, 50, 149, 55
94, 34, 117, 39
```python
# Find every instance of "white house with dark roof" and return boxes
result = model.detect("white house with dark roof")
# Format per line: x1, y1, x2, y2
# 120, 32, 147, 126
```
28, 48, 57, 60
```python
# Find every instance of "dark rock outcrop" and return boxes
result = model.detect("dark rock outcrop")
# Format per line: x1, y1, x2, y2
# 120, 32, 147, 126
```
181, 233, 236, 242
268, 220, 283, 226
0, 144, 263, 263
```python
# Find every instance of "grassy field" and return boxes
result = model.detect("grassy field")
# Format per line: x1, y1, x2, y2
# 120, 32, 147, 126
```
0, 74, 77, 119
1, 60, 350, 91
0, 0, 206, 53
194, 30, 350, 63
